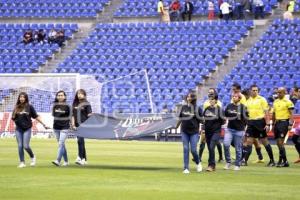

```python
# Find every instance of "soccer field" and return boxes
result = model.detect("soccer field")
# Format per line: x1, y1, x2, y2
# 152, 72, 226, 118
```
0, 138, 299, 200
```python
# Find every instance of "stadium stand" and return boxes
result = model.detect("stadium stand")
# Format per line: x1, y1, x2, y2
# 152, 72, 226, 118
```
114, 0, 278, 18
54, 20, 254, 113
0, 0, 110, 18
217, 18, 300, 113
0, 23, 78, 73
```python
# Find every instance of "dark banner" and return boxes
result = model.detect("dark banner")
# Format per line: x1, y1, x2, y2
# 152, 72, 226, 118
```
74, 113, 177, 139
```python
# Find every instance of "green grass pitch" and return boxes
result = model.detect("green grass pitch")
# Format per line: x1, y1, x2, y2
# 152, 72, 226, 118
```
0, 138, 300, 200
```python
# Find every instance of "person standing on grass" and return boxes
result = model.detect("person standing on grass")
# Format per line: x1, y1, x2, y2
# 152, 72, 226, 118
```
199, 88, 224, 164
224, 93, 249, 171
12, 92, 50, 168
293, 126, 300, 163
72, 89, 92, 166
52, 90, 71, 167
243, 85, 275, 167
272, 87, 294, 167
176, 91, 203, 174
203, 98, 225, 172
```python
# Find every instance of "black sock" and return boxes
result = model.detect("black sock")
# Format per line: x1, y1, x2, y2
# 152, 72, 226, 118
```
199, 142, 205, 162
295, 144, 300, 156
264, 144, 274, 162
279, 146, 287, 162
244, 145, 253, 162
255, 147, 263, 160
217, 142, 223, 160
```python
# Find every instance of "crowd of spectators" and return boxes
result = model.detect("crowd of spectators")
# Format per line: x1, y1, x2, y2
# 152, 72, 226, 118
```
157, 0, 298, 22
23, 29, 66, 47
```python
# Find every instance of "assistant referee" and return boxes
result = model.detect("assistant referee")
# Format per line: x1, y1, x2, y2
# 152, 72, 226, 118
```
272, 87, 294, 167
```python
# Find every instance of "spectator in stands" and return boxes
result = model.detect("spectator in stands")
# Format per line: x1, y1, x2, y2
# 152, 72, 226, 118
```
253, 0, 265, 19
175, 91, 203, 174
272, 87, 294, 167
12, 92, 49, 168
284, 0, 296, 20
48, 29, 57, 44
157, 0, 165, 22
290, 86, 299, 105
220, 0, 231, 21
51, 90, 71, 167
55, 30, 66, 47
235, 0, 247, 19
169, 0, 181, 21
23, 30, 33, 44
208, 1, 215, 20
181, 0, 194, 21
37, 29, 46, 44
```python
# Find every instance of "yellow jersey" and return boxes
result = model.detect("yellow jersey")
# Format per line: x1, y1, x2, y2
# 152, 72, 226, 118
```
245, 95, 269, 120
273, 98, 294, 120
203, 100, 222, 110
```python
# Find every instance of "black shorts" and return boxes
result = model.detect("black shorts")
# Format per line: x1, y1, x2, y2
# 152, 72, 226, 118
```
246, 119, 267, 139
274, 120, 289, 139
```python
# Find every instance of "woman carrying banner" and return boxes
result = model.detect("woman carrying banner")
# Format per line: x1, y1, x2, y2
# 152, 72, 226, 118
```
51, 90, 71, 167
12, 92, 49, 168
72, 89, 92, 166
176, 91, 203, 174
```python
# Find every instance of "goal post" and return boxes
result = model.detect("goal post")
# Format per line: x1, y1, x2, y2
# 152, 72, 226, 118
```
0, 73, 101, 137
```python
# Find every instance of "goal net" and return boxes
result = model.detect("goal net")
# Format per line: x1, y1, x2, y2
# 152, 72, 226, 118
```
0, 73, 101, 137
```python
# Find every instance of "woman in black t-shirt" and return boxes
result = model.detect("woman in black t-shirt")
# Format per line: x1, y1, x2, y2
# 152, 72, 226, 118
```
72, 89, 92, 166
12, 92, 49, 168
224, 93, 248, 171
51, 90, 71, 167
176, 91, 203, 174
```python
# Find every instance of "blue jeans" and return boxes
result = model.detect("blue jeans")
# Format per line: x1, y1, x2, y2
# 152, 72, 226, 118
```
182, 132, 200, 170
54, 130, 68, 163
15, 128, 34, 162
206, 133, 221, 167
224, 128, 244, 167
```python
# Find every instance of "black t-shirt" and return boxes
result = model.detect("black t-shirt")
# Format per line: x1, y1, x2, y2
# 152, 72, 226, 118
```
52, 104, 71, 130
12, 104, 38, 130
225, 103, 248, 131
203, 105, 225, 135
73, 101, 92, 127
179, 104, 203, 134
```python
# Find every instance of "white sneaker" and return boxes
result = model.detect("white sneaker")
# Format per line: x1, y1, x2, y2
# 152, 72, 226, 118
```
30, 156, 36, 167
81, 159, 88, 165
196, 162, 203, 172
75, 156, 81, 162
62, 162, 69, 167
234, 166, 240, 171
223, 163, 231, 170
18, 162, 26, 168
52, 160, 60, 167
183, 169, 190, 174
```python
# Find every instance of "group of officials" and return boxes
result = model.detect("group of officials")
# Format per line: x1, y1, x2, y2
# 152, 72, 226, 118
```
177, 83, 299, 173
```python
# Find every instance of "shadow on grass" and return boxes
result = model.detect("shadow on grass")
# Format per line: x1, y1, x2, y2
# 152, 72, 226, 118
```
40, 164, 176, 171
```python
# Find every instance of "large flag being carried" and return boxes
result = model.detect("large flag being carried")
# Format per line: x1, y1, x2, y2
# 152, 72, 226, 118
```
74, 113, 177, 139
